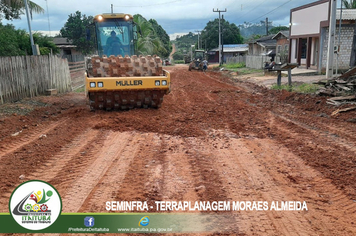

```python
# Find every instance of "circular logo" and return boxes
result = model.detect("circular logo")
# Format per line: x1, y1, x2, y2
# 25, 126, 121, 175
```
9, 180, 62, 230
139, 216, 150, 226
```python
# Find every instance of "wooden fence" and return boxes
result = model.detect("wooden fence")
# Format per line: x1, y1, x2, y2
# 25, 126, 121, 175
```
69, 61, 86, 90
0, 55, 71, 104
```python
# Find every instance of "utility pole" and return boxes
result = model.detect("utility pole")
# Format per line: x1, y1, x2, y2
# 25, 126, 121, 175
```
221, 15, 224, 65
213, 8, 227, 65
45, 0, 51, 36
326, 0, 336, 78
24, 0, 38, 55
195, 30, 202, 49
266, 17, 268, 35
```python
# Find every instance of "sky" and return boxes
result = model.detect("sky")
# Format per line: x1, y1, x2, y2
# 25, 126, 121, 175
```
2, 0, 340, 39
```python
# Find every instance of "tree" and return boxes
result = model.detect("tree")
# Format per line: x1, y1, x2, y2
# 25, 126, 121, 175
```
60, 11, 95, 55
342, 0, 356, 67
0, 23, 58, 56
268, 26, 289, 35
133, 14, 167, 56
0, 0, 44, 21
149, 19, 170, 58
342, 0, 356, 8
201, 18, 243, 50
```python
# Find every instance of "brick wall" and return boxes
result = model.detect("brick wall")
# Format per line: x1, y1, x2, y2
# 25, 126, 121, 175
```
322, 25, 354, 70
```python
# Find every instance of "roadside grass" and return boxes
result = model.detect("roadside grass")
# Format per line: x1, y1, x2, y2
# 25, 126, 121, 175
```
214, 63, 264, 75
271, 83, 321, 94
173, 60, 185, 64
74, 86, 85, 93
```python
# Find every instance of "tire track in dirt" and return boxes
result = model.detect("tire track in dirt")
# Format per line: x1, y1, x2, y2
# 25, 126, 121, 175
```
60, 131, 135, 212
0, 115, 98, 212
268, 113, 356, 198
272, 111, 356, 153
202, 129, 356, 235
78, 132, 148, 212
0, 118, 68, 159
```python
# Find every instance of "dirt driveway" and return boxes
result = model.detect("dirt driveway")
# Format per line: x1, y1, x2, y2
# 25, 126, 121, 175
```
0, 65, 356, 235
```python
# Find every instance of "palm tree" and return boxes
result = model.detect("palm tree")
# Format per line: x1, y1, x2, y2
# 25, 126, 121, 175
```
0, 0, 44, 20
133, 14, 167, 56
342, 0, 356, 8
342, 0, 356, 67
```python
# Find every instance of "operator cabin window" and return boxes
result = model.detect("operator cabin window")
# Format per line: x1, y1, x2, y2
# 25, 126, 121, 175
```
301, 38, 307, 59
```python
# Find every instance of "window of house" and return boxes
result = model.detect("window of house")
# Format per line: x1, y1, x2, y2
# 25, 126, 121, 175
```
277, 45, 281, 54
284, 44, 288, 53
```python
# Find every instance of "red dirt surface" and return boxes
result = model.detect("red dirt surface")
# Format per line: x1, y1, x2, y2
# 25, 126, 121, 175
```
1, 65, 356, 235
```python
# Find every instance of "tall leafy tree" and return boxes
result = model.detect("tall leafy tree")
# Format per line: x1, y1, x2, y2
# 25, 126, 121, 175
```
342, 0, 356, 67
133, 14, 166, 56
201, 18, 243, 50
268, 26, 289, 35
0, 0, 44, 21
149, 19, 170, 58
60, 11, 95, 55
0, 23, 58, 56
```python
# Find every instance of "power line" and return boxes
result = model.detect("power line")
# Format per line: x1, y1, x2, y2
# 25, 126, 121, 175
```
248, 0, 293, 23
238, 0, 269, 18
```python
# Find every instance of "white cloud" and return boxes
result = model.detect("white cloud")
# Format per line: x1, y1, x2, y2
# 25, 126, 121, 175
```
3, 0, 317, 36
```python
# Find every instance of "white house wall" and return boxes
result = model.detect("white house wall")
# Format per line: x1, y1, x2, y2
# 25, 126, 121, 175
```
291, 2, 329, 36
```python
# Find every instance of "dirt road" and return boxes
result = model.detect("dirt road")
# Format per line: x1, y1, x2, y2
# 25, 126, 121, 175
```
1, 65, 356, 235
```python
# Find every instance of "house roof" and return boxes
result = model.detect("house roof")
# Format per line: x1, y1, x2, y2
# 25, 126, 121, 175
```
248, 34, 275, 43
256, 39, 277, 48
336, 9, 356, 20
53, 37, 76, 49
272, 30, 290, 40
53, 37, 74, 45
209, 44, 249, 53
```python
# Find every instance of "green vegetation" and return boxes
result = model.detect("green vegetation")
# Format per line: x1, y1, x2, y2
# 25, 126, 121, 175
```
60, 11, 95, 55
268, 26, 289, 35
149, 19, 170, 58
134, 14, 169, 57
0, 23, 59, 56
238, 21, 289, 41
171, 32, 198, 58
223, 62, 246, 69
74, 86, 85, 93
271, 83, 321, 94
201, 19, 243, 50
0, 0, 44, 21
173, 60, 185, 64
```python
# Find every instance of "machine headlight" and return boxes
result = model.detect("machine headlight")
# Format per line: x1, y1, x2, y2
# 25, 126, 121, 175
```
124, 14, 130, 21
155, 80, 160, 86
162, 80, 167, 86
98, 15, 103, 21
98, 82, 104, 88
90, 82, 96, 88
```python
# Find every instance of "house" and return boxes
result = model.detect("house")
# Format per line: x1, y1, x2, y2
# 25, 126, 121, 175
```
53, 37, 83, 61
247, 35, 277, 59
289, 0, 356, 72
207, 44, 249, 63
272, 30, 290, 63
